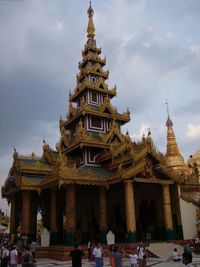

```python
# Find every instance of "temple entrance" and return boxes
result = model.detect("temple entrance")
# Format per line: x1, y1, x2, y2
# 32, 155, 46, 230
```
137, 199, 160, 241
135, 183, 165, 241
76, 185, 100, 243
107, 183, 126, 242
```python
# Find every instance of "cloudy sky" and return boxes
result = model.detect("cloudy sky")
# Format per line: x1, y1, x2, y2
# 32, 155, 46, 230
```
0, 0, 200, 212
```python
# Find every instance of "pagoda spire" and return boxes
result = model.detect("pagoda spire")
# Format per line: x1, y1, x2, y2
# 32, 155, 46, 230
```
165, 102, 188, 173
87, 1, 95, 39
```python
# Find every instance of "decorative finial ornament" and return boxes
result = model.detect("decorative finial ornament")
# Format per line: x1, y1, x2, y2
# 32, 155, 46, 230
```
165, 100, 173, 127
165, 99, 169, 117
87, 1, 95, 39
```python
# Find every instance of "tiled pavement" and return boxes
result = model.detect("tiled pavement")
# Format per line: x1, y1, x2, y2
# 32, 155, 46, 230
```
16, 254, 200, 267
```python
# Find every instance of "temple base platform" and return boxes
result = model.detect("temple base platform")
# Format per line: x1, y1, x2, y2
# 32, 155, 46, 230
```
35, 243, 154, 261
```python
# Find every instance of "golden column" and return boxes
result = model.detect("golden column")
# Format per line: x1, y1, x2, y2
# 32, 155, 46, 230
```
10, 195, 17, 234
21, 190, 31, 235
162, 184, 174, 240
65, 184, 76, 245
124, 180, 136, 242
99, 187, 107, 243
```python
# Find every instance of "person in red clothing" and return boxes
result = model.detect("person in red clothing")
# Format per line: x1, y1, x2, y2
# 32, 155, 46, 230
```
109, 244, 114, 267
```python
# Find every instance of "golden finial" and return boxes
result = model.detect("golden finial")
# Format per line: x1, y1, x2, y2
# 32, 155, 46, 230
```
165, 99, 169, 116
165, 100, 173, 127
87, 1, 95, 39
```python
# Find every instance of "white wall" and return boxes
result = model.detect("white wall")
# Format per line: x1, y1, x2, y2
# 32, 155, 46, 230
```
179, 197, 197, 239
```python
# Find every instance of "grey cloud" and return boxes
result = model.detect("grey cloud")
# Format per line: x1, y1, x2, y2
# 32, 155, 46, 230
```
175, 98, 200, 117
122, 29, 194, 74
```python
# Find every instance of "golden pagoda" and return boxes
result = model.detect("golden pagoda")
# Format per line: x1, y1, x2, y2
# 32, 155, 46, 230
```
2, 3, 200, 245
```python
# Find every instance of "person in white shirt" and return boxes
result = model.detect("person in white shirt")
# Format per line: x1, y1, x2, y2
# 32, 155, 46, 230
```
129, 252, 138, 267
9, 245, 18, 267
93, 242, 103, 267
182, 252, 194, 267
172, 248, 181, 261
137, 243, 146, 267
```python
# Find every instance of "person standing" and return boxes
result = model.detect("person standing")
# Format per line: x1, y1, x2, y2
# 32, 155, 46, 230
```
109, 244, 115, 267
0, 245, 10, 267
89, 240, 95, 261
88, 240, 91, 260
128, 251, 138, 267
30, 240, 37, 263
182, 252, 194, 267
69, 244, 84, 267
9, 245, 18, 267
93, 242, 103, 267
21, 246, 33, 267
137, 243, 146, 267
113, 245, 124, 267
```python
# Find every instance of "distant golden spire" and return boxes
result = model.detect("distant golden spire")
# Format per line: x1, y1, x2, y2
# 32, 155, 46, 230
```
165, 102, 188, 173
166, 114, 180, 157
87, 1, 95, 39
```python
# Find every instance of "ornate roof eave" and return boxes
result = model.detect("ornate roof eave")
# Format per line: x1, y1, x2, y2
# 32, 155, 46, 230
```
12, 150, 53, 174
97, 150, 112, 163
19, 164, 53, 174
81, 55, 106, 67
147, 145, 166, 164
78, 67, 109, 81
58, 161, 114, 186
110, 143, 131, 159
180, 192, 200, 207
59, 176, 108, 187
82, 44, 101, 55
155, 164, 185, 184
134, 177, 173, 184
70, 82, 116, 102
62, 141, 111, 154
38, 177, 60, 190
122, 161, 146, 179
108, 157, 133, 171
180, 184, 200, 193
70, 86, 116, 103
99, 142, 146, 166
131, 146, 149, 163
65, 108, 129, 129
82, 46, 101, 56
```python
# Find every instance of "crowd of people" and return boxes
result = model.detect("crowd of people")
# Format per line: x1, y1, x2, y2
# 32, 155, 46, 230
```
70, 240, 195, 267
0, 236, 37, 267
70, 241, 147, 267
0, 234, 195, 267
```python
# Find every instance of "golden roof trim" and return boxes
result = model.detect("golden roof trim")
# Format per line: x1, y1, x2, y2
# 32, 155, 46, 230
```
134, 177, 174, 184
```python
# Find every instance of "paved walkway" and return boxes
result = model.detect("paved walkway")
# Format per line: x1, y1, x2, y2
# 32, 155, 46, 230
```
16, 254, 200, 267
